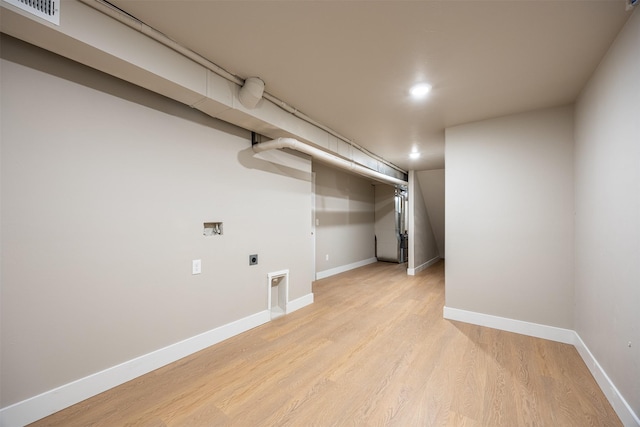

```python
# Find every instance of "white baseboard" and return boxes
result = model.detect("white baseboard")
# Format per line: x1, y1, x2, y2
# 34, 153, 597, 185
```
573, 334, 640, 427
5, 300, 635, 427
286, 292, 314, 314
443, 306, 639, 426
443, 306, 575, 344
0, 310, 271, 427
407, 256, 441, 276
315, 257, 377, 280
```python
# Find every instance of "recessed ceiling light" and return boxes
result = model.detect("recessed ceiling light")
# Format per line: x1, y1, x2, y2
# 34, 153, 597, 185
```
410, 83, 432, 99
409, 152, 421, 159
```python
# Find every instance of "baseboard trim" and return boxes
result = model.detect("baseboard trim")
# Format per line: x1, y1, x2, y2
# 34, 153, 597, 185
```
443, 306, 575, 344
287, 292, 314, 314
0, 310, 271, 427
5, 301, 635, 427
407, 256, 441, 276
443, 306, 639, 426
315, 257, 377, 280
573, 334, 640, 427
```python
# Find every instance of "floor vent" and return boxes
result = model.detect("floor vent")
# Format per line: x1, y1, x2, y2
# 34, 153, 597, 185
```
4, 0, 59, 25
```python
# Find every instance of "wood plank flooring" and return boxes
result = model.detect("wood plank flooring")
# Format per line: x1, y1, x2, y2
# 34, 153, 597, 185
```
30, 261, 621, 426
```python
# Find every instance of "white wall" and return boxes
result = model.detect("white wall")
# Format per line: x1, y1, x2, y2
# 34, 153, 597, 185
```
408, 171, 439, 273
313, 163, 376, 278
416, 169, 445, 258
445, 105, 574, 328
0, 35, 313, 408
574, 9, 640, 419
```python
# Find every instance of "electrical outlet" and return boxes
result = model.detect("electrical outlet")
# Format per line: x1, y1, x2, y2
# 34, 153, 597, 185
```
192, 259, 202, 275
249, 254, 258, 265
325, 254, 329, 261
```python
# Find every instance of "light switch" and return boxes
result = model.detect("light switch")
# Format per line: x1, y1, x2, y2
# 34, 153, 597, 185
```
192, 259, 202, 275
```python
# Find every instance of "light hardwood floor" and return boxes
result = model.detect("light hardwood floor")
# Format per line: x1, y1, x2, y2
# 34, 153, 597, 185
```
30, 261, 621, 426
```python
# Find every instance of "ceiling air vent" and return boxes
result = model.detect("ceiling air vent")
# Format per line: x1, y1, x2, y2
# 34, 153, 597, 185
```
4, 0, 59, 25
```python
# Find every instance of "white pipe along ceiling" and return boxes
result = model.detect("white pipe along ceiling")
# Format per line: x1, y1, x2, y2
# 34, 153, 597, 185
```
253, 138, 409, 187
1, 0, 408, 185
74, 0, 408, 184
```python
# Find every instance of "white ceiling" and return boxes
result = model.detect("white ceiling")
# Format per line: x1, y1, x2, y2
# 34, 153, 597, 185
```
109, 0, 630, 171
